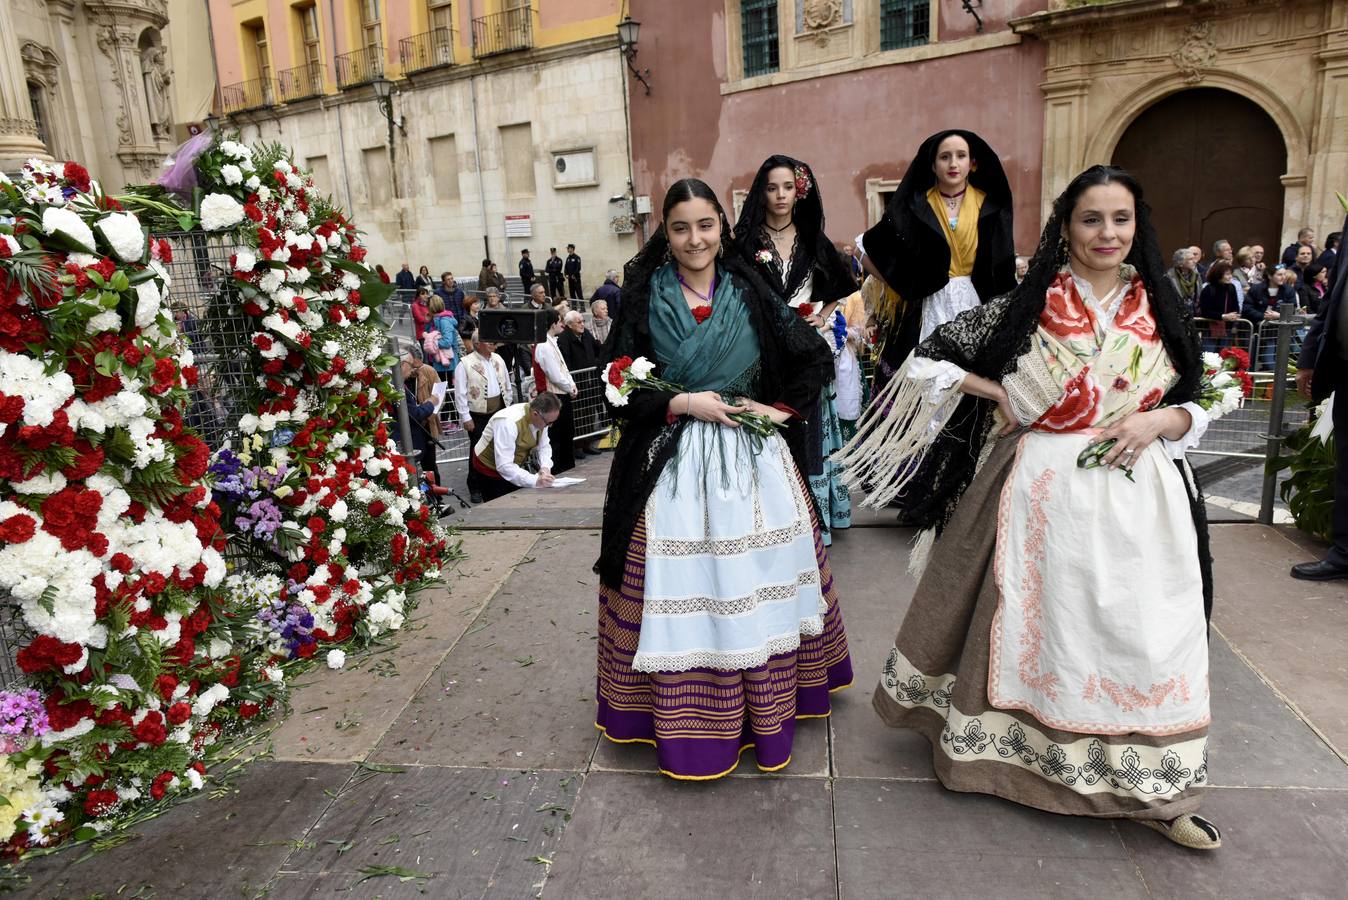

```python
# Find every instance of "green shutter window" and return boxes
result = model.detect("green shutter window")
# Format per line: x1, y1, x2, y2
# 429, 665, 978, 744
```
881, 0, 931, 51
742, 0, 780, 77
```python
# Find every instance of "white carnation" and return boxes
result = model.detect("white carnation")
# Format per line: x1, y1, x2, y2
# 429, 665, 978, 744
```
326, 649, 346, 669
96, 212, 145, 262
234, 249, 257, 272
200, 193, 245, 231
134, 279, 163, 328
85, 310, 122, 334
41, 206, 95, 252
220, 163, 243, 185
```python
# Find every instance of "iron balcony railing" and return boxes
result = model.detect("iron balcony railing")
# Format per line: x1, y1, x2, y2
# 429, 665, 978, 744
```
277, 61, 326, 102
471, 7, 534, 58
335, 45, 385, 89
220, 76, 277, 113
400, 27, 456, 73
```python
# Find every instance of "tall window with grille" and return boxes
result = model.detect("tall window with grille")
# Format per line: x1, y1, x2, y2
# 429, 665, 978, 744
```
299, 3, 322, 71
247, 22, 272, 83
880, 0, 930, 51
428, 0, 453, 61
359, 0, 383, 54
27, 81, 49, 149
741, 0, 779, 78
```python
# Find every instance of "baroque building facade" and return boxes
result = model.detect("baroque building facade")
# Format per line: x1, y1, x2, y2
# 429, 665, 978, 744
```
1012, 0, 1348, 257
208, 1, 638, 286
1, 0, 192, 189
628, 0, 1346, 258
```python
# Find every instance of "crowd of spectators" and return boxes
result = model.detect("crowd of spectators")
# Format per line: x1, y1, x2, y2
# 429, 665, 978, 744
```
1162, 227, 1340, 364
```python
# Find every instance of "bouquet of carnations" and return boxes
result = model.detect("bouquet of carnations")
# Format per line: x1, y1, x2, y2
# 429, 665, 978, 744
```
1197, 349, 1250, 415
602, 355, 783, 438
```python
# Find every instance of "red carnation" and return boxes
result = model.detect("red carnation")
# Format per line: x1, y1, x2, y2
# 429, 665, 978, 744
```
607, 356, 632, 388
0, 513, 36, 544
238, 702, 261, 719
16, 634, 83, 673
166, 702, 192, 725
84, 789, 119, 818
795, 303, 814, 319
62, 162, 91, 192
155, 673, 179, 701
0, 394, 23, 424
133, 711, 167, 746
44, 692, 94, 732
368, 500, 386, 518
691, 305, 713, 324
150, 771, 175, 801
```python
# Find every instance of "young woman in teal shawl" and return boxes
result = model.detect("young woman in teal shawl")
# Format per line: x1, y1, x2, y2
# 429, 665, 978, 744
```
593, 178, 853, 781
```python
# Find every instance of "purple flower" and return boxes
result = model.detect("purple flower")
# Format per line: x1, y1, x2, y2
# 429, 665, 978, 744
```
0, 689, 50, 741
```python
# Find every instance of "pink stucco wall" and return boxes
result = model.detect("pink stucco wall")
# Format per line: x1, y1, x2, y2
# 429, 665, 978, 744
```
628, 0, 1050, 254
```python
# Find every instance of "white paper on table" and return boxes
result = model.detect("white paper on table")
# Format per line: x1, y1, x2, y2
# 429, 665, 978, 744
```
547, 476, 586, 488
430, 381, 448, 410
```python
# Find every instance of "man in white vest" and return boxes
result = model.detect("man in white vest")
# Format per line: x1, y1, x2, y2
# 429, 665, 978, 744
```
470, 393, 561, 502
532, 308, 578, 474
455, 331, 514, 504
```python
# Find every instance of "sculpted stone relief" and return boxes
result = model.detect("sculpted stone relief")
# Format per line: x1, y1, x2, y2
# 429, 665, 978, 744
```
1170, 21, 1217, 84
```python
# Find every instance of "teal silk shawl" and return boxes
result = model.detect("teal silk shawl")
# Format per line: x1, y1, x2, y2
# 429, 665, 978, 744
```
648, 263, 759, 393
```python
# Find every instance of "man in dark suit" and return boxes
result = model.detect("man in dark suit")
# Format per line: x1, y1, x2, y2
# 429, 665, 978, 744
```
564, 243, 583, 299
1292, 212, 1348, 580
518, 249, 535, 291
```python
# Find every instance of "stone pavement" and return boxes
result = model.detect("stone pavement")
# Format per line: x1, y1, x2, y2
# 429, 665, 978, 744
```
17, 453, 1348, 899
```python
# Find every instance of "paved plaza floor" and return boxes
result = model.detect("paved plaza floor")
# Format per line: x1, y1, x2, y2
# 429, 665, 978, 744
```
16, 454, 1348, 899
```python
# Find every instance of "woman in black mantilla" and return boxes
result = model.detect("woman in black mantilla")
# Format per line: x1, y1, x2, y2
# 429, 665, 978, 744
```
837, 166, 1222, 850
593, 178, 852, 781
734, 155, 858, 544
861, 129, 1017, 383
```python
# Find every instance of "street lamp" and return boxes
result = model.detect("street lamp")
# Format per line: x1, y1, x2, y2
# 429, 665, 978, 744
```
370, 76, 404, 134
617, 16, 651, 95
370, 75, 404, 201
204, 111, 219, 133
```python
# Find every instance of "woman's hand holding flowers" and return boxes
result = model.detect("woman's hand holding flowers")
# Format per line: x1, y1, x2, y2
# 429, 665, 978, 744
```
735, 397, 792, 426
1088, 408, 1191, 469
677, 391, 747, 426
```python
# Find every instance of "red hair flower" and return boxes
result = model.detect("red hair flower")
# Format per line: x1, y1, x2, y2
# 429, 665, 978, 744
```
793, 165, 812, 200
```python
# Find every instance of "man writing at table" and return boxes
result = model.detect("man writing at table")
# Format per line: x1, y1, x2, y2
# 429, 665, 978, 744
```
469, 392, 561, 502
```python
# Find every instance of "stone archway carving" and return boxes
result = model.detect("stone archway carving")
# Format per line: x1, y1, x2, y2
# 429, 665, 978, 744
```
1084, 70, 1308, 181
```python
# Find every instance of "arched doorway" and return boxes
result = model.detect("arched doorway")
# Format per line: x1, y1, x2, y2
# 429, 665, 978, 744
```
1112, 88, 1286, 260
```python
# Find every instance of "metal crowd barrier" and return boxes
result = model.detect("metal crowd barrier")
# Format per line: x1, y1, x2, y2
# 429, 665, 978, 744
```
1193, 317, 1256, 359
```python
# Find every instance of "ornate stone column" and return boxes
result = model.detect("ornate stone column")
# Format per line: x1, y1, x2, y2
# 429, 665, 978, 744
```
0, 0, 53, 170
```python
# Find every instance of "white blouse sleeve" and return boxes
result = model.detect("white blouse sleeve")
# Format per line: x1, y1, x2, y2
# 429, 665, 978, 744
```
1160, 401, 1209, 459
906, 357, 967, 404
491, 419, 537, 488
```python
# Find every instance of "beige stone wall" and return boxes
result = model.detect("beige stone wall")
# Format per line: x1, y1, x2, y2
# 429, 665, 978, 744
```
3, 0, 182, 188
227, 44, 639, 287
1015, 0, 1348, 247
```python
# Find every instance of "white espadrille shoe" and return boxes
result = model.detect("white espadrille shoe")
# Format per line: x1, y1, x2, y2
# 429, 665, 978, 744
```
1139, 813, 1222, 850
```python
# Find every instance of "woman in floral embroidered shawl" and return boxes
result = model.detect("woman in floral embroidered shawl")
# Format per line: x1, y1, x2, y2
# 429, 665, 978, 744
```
593, 178, 852, 781
734, 155, 858, 545
836, 166, 1221, 849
